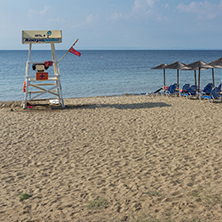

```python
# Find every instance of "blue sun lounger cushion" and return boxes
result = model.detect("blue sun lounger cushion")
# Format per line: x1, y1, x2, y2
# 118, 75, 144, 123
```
181, 84, 190, 93
168, 84, 177, 94
164, 83, 177, 95
200, 87, 221, 102
179, 84, 190, 96
162, 83, 176, 95
201, 83, 213, 95
188, 85, 197, 96
217, 83, 222, 91
181, 85, 197, 98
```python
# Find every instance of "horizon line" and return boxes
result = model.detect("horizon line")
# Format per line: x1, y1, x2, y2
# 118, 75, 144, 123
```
1, 48, 222, 51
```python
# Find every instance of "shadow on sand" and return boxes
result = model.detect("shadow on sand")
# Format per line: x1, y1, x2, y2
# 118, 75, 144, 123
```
0, 101, 171, 111
54, 102, 171, 110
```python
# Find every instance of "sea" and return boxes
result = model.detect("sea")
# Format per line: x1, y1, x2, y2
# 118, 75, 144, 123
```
0, 50, 222, 102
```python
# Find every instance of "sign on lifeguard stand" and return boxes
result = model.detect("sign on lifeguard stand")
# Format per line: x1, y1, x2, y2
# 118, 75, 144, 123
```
22, 30, 64, 109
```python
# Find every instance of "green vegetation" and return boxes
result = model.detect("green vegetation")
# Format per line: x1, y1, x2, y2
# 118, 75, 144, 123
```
132, 215, 201, 222
189, 190, 222, 206
19, 193, 31, 201
87, 197, 109, 210
143, 190, 161, 197
204, 193, 222, 205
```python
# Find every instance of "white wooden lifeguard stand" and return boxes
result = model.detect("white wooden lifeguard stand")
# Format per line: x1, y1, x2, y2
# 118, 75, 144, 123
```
22, 30, 64, 109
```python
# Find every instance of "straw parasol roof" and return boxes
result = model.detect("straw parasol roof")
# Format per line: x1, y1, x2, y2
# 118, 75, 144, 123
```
164, 61, 190, 70
164, 61, 191, 89
208, 57, 222, 87
208, 57, 222, 68
187, 60, 213, 91
151, 63, 167, 88
151, 63, 167, 70
187, 60, 213, 69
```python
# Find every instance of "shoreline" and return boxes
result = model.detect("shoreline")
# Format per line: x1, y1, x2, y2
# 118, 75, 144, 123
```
1, 95, 222, 221
0, 92, 146, 103
0, 93, 148, 108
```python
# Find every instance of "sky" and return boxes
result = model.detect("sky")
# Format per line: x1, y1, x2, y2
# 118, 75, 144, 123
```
1, 0, 222, 50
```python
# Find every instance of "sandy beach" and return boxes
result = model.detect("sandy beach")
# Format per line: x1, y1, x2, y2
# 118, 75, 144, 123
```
0, 95, 222, 222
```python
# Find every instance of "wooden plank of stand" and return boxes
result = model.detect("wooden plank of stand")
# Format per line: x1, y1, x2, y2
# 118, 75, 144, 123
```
27, 98, 59, 101
29, 83, 58, 96
28, 90, 57, 94
28, 78, 58, 81
34, 83, 56, 86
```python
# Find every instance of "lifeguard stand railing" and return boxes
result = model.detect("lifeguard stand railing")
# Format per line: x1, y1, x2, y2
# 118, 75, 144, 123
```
22, 30, 64, 109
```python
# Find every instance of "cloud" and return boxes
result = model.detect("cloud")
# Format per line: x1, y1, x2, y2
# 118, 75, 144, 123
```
110, 12, 125, 20
74, 14, 98, 29
164, 3, 169, 9
49, 17, 66, 24
133, 0, 155, 9
40, 6, 51, 15
27, 9, 37, 18
27, 6, 51, 19
132, 0, 157, 16
110, 0, 164, 21
177, 1, 222, 20
27, 6, 66, 26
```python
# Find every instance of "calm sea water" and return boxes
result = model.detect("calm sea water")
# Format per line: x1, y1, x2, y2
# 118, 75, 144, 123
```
0, 50, 222, 101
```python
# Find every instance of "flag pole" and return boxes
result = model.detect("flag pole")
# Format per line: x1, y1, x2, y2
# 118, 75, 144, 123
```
58, 39, 79, 63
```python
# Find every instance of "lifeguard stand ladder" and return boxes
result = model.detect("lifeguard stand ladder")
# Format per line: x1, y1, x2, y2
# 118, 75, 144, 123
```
22, 30, 65, 109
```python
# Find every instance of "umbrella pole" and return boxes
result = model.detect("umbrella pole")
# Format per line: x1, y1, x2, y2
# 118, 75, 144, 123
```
163, 69, 166, 90
177, 69, 179, 89
198, 67, 200, 92
212, 68, 215, 87
194, 70, 197, 86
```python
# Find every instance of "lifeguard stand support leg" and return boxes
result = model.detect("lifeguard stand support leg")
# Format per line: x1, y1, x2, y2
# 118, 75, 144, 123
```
23, 43, 32, 109
51, 43, 64, 108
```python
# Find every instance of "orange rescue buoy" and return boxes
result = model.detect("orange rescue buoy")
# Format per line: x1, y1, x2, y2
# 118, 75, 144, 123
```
23, 81, 26, 92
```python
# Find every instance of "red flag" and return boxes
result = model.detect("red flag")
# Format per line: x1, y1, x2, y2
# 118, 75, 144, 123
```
68, 47, 81, 57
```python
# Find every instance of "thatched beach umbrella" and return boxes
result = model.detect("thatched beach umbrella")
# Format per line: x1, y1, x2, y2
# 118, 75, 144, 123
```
208, 57, 222, 68
164, 61, 191, 89
187, 60, 213, 91
208, 57, 222, 87
151, 63, 167, 89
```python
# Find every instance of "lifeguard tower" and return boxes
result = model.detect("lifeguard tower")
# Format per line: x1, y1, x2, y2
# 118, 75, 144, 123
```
22, 30, 64, 109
